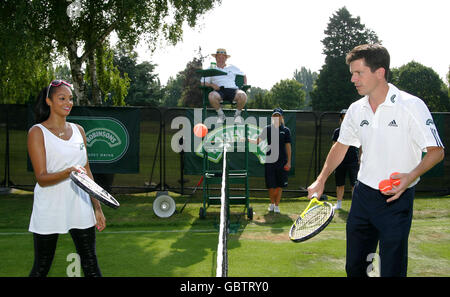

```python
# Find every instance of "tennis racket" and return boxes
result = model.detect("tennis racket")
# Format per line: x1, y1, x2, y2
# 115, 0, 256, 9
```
289, 193, 334, 242
70, 171, 120, 209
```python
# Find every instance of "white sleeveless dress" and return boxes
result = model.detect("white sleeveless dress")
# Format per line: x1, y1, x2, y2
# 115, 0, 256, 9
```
29, 123, 96, 235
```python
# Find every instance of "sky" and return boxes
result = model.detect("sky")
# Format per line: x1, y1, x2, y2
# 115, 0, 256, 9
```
136, 0, 449, 90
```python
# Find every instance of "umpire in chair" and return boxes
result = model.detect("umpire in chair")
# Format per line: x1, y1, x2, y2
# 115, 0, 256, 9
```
201, 48, 248, 124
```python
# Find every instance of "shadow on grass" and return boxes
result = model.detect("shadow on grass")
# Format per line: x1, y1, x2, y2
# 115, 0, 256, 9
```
335, 208, 349, 222
251, 211, 293, 235
102, 200, 250, 276
156, 204, 249, 276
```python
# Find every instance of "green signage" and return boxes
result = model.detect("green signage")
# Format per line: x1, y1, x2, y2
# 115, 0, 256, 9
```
69, 117, 129, 163
195, 123, 267, 164
182, 109, 296, 177
67, 107, 140, 174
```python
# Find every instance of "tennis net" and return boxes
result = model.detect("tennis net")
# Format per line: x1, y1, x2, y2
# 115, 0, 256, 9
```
216, 142, 230, 277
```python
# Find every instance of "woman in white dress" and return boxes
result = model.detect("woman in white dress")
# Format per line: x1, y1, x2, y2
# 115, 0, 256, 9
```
27, 80, 106, 277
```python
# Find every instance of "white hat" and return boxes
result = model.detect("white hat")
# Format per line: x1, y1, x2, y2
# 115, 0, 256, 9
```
212, 48, 230, 58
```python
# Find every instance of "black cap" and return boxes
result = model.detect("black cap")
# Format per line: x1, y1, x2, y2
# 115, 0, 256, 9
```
272, 107, 283, 116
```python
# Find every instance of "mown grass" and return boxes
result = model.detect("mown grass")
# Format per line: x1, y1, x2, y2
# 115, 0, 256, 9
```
0, 191, 449, 277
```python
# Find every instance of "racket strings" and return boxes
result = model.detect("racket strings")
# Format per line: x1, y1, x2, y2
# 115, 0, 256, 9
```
292, 205, 332, 238
72, 172, 119, 208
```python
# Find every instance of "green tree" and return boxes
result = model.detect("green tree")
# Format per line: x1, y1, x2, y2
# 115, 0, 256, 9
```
179, 57, 204, 107
322, 7, 379, 59
246, 92, 274, 109
311, 7, 380, 111
267, 79, 305, 110
85, 45, 131, 106
247, 87, 269, 102
311, 57, 359, 111
447, 66, 450, 98
391, 61, 450, 112
4, 0, 220, 105
113, 48, 162, 106
162, 75, 184, 107
161, 48, 206, 107
54, 65, 73, 82
0, 1, 53, 104
293, 67, 318, 110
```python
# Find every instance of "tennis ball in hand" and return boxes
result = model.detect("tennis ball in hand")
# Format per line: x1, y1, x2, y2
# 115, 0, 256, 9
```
378, 179, 393, 193
193, 123, 208, 138
390, 172, 401, 186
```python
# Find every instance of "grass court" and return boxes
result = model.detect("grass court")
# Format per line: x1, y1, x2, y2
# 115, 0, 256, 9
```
0, 191, 449, 277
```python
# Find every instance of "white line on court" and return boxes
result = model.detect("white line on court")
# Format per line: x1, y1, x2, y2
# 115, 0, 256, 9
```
0, 221, 447, 236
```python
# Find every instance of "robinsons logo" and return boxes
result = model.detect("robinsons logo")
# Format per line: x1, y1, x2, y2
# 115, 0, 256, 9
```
69, 116, 130, 163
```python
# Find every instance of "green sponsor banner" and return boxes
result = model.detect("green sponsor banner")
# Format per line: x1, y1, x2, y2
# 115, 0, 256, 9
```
69, 117, 128, 163
183, 109, 296, 177
68, 107, 140, 174
195, 123, 267, 164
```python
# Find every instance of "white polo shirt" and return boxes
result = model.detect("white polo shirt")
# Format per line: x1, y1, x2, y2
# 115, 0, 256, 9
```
338, 83, 444, 190
202, 64, 244, 89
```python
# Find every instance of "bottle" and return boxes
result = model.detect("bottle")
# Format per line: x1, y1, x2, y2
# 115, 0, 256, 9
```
210, 62, 216, 69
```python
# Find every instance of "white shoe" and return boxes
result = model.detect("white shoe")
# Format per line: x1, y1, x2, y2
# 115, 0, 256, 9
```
334, 201, 342, 210
234, 115, 243, 124
268, 204, 274, 212
274, 206, 280, 213
217, 114, 225, 125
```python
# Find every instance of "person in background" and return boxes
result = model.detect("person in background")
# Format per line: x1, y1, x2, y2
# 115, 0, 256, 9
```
253, 108, 292, 213
201, 48, 247, 124
332, 109, 360, 210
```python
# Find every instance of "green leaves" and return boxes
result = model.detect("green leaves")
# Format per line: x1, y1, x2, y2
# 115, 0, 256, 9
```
266, 79, 306, 110
391, 62, 449, 112
322, 7, 379, 60
3, 0, 220, 105
311, 7, 380, 111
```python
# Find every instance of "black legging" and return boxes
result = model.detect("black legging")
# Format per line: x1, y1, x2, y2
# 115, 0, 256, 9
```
29, 226, 102, 277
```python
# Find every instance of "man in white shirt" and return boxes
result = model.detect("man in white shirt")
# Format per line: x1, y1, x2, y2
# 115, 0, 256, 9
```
307, 44, 444, 277
201, 48, 247, 124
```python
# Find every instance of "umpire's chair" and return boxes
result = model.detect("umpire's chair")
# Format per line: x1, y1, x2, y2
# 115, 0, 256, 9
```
200, 74, 251, 108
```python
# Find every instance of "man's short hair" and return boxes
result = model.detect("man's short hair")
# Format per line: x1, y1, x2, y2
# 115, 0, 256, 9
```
346, 44, 390, 80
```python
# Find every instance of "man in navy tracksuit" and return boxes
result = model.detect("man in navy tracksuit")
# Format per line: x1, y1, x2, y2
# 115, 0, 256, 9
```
332, 109, 360, 210
307, 44, 444, 277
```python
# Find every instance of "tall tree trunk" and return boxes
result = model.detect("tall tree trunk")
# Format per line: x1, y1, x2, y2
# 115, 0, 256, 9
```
67, 41, 89, 105
88, 52, 102, 105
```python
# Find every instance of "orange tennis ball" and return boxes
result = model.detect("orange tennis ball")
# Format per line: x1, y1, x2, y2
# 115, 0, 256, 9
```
390, 172, 401, 186
378, 179, 392, 193
193, 123, 208, 138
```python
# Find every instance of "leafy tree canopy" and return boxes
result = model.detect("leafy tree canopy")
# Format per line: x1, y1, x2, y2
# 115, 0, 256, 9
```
391, 61, 449, 111
267, 79, 306, 110
1, 0, 220, 105
311, 7, 380, 111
